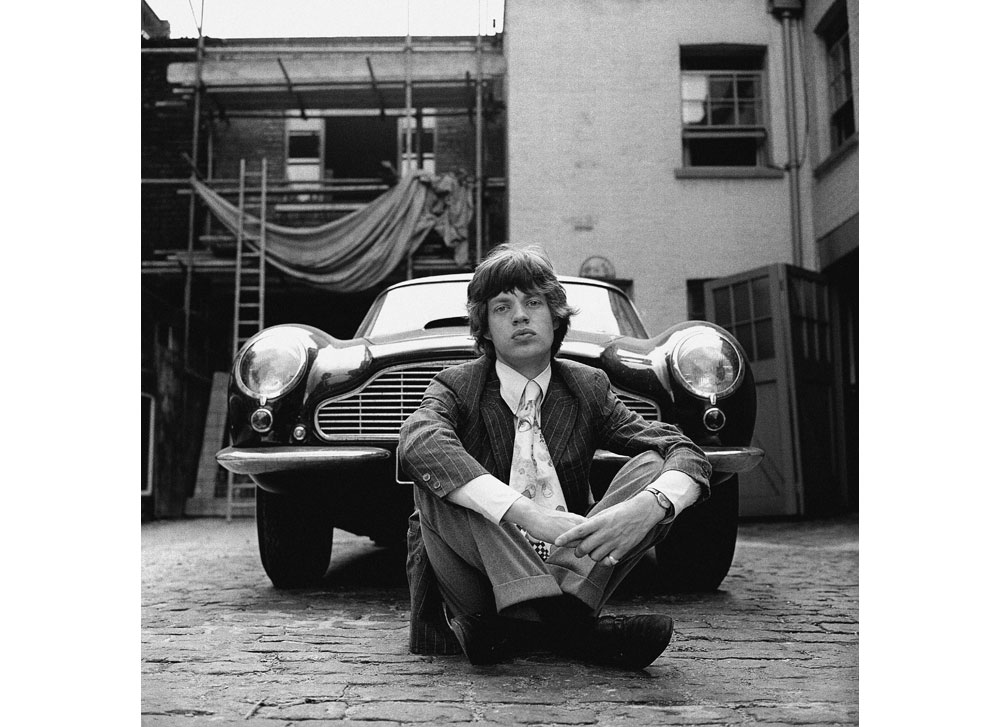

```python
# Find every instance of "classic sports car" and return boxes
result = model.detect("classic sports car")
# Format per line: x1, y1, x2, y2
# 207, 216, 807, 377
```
217, 274, 763, 591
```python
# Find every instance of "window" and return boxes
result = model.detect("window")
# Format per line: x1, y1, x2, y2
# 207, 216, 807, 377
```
820, 4, 856, 150
711, 275, 775, 362
680, 45, 769, 168
686, 278, 714, 322
398, 110, 436, 175
285, 117, 323, 182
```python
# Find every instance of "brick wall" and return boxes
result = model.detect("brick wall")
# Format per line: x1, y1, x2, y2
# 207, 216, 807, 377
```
142, 42, 201, 257
210, 118, 287, 182
435, 115, 506, 178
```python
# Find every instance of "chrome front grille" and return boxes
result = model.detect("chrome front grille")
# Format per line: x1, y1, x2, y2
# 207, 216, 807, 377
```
315, 362, 461, 439
314, 361, 662, 440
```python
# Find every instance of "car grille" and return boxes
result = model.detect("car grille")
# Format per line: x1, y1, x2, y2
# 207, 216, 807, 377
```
314, 361, 662, 440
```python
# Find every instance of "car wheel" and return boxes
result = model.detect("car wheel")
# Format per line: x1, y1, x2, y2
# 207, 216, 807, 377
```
256, 487, 333, 589
654, 476, 739, 592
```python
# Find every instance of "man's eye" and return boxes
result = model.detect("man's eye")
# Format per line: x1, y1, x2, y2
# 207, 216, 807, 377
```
527, 299, 542, 307
493, 305, 508, 314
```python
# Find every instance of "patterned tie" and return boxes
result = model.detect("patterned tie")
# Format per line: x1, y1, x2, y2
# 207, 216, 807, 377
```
509, 379, 568, 560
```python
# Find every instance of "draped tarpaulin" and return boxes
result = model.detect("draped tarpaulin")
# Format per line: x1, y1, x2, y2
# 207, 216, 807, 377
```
192, 171, 472, 293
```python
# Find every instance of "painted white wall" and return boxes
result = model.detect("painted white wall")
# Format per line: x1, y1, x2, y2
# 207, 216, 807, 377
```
505, 0, 812, 332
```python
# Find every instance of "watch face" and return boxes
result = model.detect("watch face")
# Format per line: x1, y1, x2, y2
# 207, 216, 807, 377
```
647, 488, 671, 512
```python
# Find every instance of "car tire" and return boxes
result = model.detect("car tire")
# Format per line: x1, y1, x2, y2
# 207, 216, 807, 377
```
654, 476, 739, 592
256, 487, 333, 589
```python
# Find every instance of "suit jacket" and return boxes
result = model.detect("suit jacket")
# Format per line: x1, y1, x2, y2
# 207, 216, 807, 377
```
398, 354, 712, 654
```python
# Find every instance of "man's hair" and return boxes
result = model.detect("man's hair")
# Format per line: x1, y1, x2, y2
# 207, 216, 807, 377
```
467, 243, 578, 358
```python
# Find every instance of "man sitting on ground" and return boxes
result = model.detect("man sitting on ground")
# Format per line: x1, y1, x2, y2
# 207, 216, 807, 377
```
399, 243, 711, 668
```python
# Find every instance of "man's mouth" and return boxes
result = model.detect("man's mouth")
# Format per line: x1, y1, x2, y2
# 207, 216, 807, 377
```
512, 329, 535, 339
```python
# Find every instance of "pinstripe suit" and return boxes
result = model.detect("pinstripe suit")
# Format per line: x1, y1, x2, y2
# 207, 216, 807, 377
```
399, 354, 712, 654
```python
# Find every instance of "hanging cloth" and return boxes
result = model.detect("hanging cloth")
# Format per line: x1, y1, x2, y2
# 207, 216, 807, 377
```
191, 171, 472, 293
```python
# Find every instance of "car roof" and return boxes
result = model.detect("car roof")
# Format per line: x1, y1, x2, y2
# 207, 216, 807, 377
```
382, 273, 626, 294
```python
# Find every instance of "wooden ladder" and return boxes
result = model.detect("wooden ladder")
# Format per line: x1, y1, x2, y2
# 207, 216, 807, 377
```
226, 158, 268, 520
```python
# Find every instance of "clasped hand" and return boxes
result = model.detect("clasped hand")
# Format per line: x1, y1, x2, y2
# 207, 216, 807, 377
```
553, 497, 659, 566
508, 495, 659, 567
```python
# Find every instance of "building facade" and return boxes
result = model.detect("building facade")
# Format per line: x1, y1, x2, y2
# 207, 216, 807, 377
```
503, 0, 858, 515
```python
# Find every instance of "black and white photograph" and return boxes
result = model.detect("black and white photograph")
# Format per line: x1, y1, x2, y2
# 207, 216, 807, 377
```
135, 0, 931, 723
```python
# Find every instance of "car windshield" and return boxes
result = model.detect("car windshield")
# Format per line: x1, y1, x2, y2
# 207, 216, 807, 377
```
358, 280, 647, 339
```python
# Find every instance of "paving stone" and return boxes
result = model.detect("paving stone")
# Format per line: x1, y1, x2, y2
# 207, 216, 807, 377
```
142, 516, 858, 724
344, 700, 474, 722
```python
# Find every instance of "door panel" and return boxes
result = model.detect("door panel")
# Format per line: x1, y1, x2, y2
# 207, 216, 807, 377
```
707, 263, 841, 517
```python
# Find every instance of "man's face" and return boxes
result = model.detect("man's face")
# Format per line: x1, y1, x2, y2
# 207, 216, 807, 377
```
484, 287, 557, 378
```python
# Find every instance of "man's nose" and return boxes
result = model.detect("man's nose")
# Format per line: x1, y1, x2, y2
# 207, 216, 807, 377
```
511, 304, 529, 323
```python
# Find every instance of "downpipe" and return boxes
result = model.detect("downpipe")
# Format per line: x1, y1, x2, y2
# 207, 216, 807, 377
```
779, 12, 804, 268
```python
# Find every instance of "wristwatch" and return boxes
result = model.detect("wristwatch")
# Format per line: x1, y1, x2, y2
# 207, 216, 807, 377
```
643, 487, 675, 524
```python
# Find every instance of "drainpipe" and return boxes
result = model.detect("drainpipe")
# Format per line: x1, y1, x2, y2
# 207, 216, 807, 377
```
770, 1, 804, 268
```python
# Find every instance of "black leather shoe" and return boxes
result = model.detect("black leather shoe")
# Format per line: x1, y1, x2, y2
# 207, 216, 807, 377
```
444, 610, 512, 665
564, 614, 674, 669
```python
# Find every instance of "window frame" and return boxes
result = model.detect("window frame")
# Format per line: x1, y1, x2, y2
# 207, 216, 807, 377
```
284, 116, 325, 183
398, 109, 437, 175
678, 44, 774, 172
817, 1, 856, 154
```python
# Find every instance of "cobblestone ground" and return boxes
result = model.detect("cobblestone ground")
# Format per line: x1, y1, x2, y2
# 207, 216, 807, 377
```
142, 515, 858, 726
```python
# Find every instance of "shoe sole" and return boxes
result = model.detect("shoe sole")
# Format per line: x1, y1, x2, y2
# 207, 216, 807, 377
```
449, 616, 506, 666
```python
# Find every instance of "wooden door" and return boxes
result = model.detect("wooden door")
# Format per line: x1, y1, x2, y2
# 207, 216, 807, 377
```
785, 266, 840, 515
707, 265, 800, 516
706, 264, 840, 517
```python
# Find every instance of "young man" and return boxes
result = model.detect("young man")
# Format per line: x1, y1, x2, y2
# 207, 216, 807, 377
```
398, 244, 711, 668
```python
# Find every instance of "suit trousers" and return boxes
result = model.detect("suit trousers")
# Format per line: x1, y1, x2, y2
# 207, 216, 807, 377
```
414, 451, 673, 620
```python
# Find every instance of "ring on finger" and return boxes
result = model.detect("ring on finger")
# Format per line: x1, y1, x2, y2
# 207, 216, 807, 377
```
607, 555, 619, 566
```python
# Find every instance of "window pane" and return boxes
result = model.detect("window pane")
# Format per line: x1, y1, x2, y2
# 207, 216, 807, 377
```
736, 76, 759, 100
683, 101, 707, 125
733, 282, 751, 322
709, 102, 736, 126
789, 278, 804, 316
289, 133, 320, 159
754, 319, 774, 360
829, 75, 846, 107
681, 74, 709, 100
751, 276, 771, 316
800, 281, 815, 319
738, 101, 760, 125
709, 76, 735, 100
735, 323, 754, 359
686, 136, 759, 166
713, 288, 731, 325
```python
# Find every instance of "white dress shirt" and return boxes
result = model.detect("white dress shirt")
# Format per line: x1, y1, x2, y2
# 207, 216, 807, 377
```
445, 360, 553, 523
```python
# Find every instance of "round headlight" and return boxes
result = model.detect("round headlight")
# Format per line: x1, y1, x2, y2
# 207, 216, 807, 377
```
671, 329, 743, 399
236, 329, 309, 402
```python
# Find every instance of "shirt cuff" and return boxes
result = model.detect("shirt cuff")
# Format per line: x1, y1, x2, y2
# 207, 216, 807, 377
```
445, 473, 523, 525
644, 469, 701, 517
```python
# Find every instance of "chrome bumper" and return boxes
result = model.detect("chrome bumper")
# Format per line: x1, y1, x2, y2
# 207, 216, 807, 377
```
217, 444, 763, 476
216, 445, 392, 475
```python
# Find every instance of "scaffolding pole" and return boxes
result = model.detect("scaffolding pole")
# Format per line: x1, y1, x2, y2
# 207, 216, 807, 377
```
404, 15, 415, 280
475, 9, 484, 264
183, 31, 205, 371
